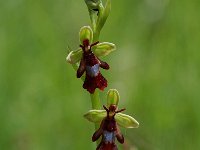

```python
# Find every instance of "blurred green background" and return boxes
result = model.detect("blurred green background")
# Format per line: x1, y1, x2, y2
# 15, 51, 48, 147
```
1, 0, 200, 149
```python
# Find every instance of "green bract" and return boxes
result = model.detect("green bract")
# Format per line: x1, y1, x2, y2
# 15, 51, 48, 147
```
79, 26, 93, 44
107, 89, 119, 106
66, 26, 116, 64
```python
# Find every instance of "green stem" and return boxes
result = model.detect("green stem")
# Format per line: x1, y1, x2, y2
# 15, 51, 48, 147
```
90, 30, 102, 145
89, 11, 97, 32
93, 30, 100, 42
89, 9, 102, 110
90, 90, 101, 145
89, 8, 103, 146
90, 90, 101, 109
87, 0, 111, 146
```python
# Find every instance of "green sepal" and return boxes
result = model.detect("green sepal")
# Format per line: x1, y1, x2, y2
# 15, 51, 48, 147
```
115, 113, 139, 128
84, 110, 106, 123
66, 48, 82, 64
107, 89, 119, 107
93, 42, 116, 57
79, 26, 93, 44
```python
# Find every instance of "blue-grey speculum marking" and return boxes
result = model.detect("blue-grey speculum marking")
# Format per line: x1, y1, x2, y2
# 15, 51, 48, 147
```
103, 131, 115, 143
86, 64, 100, 77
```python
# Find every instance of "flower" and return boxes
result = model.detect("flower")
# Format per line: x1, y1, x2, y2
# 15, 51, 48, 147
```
67, 26, 116, 93
84, 89, 139, 149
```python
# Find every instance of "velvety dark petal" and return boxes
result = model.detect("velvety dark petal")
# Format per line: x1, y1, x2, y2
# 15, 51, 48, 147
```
83, 73, 107, 93
99, 59, 110, 70
96, 73, 107, 90
92, 119, 105, 141
77, 58, 86, 78
115, 127, 124, 144
83, 39, 90, 47
84, 52, 99, 66
97, 143, 118, 150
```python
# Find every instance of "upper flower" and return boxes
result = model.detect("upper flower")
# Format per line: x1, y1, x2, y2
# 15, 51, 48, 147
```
67, 26, 116, 93
67, 26, 116, 64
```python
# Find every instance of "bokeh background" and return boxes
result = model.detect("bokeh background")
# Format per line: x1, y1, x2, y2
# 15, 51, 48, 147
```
1, 0, 200, 149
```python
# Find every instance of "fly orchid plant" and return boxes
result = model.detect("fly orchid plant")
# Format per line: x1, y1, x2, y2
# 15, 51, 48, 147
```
66, 0, 139, 149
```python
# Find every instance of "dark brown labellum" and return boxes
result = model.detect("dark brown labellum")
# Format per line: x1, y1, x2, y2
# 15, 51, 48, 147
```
92, 105, 125, 150
77, 39, 109, 93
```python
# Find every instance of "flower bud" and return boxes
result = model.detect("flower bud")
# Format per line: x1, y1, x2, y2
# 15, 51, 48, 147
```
79, 26, 93, 44
107, 89, 119, 107
84, 0, 101, 11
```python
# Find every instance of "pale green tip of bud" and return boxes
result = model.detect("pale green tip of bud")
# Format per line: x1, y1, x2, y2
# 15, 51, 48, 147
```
66, 48, 82, 64
79, 26, 93, 44
107, 89, 120, 107
93, 42, 116, 57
